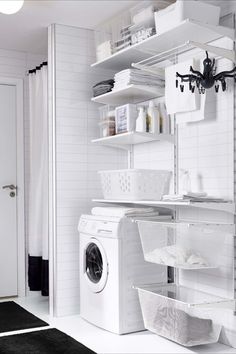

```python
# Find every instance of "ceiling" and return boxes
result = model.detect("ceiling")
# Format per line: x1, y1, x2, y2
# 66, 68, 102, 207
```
0, 0, 138, 54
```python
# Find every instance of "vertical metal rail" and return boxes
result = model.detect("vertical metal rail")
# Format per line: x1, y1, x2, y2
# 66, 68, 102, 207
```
168, 50, 179, 285
174, 50, 179, 286
48, 24, 57, 317
233, 12, 236, 316
128, 145, 133, 169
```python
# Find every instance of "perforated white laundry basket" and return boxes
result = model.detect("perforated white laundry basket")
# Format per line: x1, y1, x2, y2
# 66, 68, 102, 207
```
135, 283, 226, 347
98, 169, 171, 201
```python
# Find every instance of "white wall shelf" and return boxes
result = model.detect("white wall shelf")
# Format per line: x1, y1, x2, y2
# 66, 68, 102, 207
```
92, 199, 235, 214
92, 131, 174, 150
91, 84, 164, 105
91, 19, 234, 71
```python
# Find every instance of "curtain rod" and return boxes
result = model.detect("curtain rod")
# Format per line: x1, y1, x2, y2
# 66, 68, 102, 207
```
28, 61, 47, 75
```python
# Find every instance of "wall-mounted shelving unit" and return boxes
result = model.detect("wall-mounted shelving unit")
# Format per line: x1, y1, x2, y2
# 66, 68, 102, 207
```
91, 12, 236, 347
91, 19, 234, 71
92, 131, 174, 150
91, 84, 164, 105
92, 199, 235, 214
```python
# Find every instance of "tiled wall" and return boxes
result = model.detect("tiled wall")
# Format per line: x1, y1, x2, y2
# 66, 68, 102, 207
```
0, 49, 46, 289
177, 38, 236, 348
132, 35, 236, 347
51, 24, 126, 316
133, 97, 175, 193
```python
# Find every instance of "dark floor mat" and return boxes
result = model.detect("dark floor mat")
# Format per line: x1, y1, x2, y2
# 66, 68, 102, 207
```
0, 328, 96, 354
0, 301, 48, 333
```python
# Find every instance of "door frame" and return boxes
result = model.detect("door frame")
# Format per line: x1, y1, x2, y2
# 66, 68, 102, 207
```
0, 77, 25, 297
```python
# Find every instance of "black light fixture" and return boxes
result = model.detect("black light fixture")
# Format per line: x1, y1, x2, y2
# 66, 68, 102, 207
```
176, 51, 236, 94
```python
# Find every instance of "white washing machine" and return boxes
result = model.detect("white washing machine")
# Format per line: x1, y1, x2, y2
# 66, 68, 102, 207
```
78, 214, 167, 334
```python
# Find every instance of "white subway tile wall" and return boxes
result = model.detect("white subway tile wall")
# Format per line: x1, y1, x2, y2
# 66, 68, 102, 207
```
53, 24, 126, 316
133, 36, 236, 347
177, 43, 236, 346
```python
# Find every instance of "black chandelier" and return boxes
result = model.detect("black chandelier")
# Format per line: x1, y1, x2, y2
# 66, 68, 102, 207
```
176, 51, 236, 94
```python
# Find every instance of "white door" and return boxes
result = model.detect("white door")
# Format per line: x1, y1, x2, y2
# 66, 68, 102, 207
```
0, 84, 17, 297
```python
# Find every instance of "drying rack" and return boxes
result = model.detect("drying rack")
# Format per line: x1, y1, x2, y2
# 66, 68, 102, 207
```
132, 40, 236, 76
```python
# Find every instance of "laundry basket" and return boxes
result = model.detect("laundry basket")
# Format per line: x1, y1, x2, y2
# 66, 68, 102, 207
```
136, 220, 234, 269
98, 169, 172, 201
135, 283, 227, 347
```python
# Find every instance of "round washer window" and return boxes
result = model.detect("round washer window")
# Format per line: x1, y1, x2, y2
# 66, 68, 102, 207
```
86, 243, 103, 284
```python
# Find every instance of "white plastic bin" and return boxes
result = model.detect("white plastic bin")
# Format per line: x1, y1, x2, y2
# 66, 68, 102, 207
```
115, 104, 137, 134
137, 220, 234, 269
99, 169, 172, 201
136, 283, 226, 346
154, 0, 220, 35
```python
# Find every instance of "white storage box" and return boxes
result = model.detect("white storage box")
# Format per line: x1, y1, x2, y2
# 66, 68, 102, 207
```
154, 0, 220, 35
136, 283, 226, 346
99, 169, 171, 201
115, 104, 137, 134
137, 220, 234, 269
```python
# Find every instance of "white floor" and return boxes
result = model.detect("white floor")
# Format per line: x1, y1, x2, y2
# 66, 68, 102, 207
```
0, 296, 236, 354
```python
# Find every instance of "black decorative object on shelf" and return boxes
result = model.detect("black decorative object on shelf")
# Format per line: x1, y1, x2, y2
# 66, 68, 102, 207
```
176, 51, 236, 94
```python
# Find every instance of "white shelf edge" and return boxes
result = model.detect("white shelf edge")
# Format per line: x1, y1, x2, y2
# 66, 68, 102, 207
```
91, 19, 235, 69
92, 199, 236, 214
189, 299, 235, 310
91, 84, 164, 105
91, 132, 174, 150
138, 283, 235, 310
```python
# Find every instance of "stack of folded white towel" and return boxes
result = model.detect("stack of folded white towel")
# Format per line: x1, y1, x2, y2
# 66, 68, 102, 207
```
91, 206, 160, 218
113, 68, 165, 91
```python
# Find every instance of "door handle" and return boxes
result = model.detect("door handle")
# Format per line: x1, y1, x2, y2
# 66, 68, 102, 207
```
2, 184, 17, 190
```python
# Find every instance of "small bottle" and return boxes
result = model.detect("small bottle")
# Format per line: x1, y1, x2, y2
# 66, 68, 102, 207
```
159, 102, 170, 134
148, 101, 160, 134
136, 106, 146, 132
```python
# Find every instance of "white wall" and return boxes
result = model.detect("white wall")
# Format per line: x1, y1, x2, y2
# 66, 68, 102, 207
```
50, 24, 125, 317
0, 48, 46, 292
132, 34, 236, 346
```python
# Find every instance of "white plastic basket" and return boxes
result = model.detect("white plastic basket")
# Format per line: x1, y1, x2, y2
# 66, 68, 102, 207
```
136, 283, 224, 347
98, 169, 172, 201
154, 0, 220, 36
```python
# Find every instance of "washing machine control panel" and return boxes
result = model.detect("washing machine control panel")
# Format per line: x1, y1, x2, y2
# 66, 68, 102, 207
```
78, 215, 120, 238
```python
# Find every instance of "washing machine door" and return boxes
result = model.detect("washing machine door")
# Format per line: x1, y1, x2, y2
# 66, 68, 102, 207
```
84, 237, 108, 293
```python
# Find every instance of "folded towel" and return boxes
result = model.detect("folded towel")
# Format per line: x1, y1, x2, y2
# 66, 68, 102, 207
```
165, 59, 200, 115
113, 68, 165, 91
91, 206, 159, 218
176, 91, 206, 124
162, 193, 227, 202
